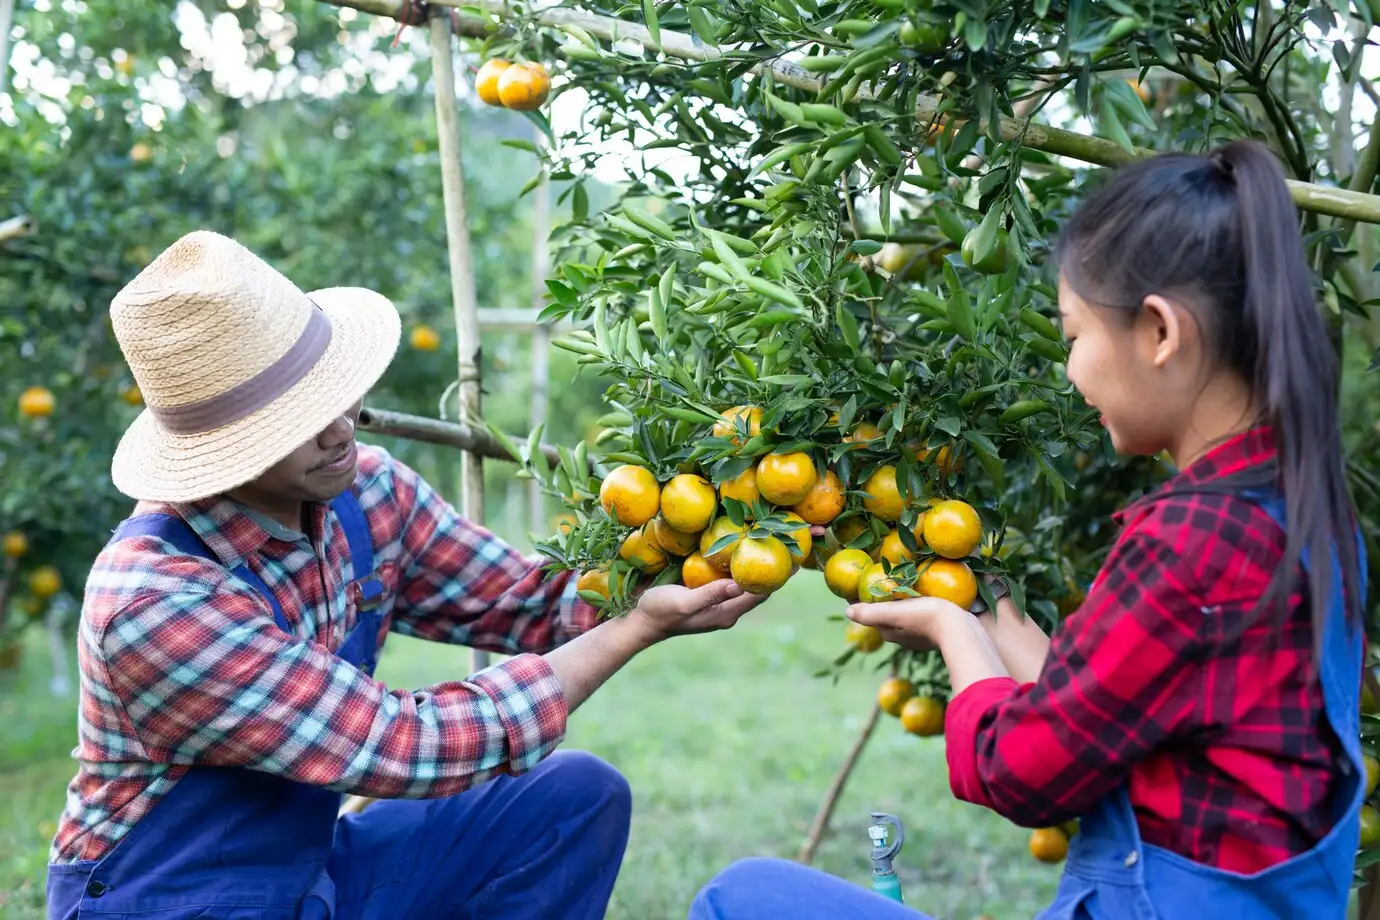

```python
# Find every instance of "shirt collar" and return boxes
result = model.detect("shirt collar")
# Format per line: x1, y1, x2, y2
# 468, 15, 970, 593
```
1111, 426, 1276, 525
162, 495, 326, 569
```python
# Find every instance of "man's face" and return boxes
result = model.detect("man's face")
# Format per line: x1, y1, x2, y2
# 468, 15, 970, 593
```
233, 400, 363, 509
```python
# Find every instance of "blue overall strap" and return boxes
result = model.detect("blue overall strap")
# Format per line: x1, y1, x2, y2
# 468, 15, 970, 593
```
330, 490, 384, 610
111, 514, 293, 634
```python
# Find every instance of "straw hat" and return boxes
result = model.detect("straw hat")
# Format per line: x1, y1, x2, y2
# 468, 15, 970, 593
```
109, 230, 401, 502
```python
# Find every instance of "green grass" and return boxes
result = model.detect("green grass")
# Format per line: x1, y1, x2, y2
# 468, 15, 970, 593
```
0, 573, 1059, 919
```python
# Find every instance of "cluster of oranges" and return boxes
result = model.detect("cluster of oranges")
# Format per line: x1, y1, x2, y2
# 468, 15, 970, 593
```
576, 404, 987, 613
580, 406, 841, 599
474, 59, 551, 111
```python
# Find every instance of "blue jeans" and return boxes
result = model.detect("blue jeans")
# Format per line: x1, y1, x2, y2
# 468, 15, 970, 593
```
689, 857, 934, 919
323, 750, 631, 920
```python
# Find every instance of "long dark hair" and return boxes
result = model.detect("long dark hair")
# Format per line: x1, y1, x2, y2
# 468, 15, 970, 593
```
1055, 139, 1363, 642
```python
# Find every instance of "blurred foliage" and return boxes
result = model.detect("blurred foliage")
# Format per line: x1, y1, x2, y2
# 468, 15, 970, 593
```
0, 0, 615, 638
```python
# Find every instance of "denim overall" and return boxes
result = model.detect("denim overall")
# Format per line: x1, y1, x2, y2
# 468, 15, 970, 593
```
688, 491, 1368, 920
1039, 491, 1369, 920
46, 492, 383, 920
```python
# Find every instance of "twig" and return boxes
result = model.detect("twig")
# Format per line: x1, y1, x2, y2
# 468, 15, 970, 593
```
796, 704, 881, 866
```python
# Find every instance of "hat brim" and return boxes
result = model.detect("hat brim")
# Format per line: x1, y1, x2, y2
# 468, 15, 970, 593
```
111, 286, 401, 503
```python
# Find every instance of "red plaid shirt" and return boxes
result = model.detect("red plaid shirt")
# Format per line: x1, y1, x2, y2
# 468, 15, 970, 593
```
946, 428, 1344, 873
52, 444, 597, 863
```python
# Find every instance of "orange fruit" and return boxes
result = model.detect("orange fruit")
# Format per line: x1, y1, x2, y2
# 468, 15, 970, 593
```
129, 142, 152, 163
845, 421, 884, 446
651, 516, 700, 557
18, 386, 55, 418
700, 517, 747, 572
409, 325, 441, 351
2, 532, 28, 558
660, 474, 716, 533
121, 385, 144, 406
1029, 827, 1070, 863
712, 406, 762, 445
718, 466, 760, 508
899, 695, 945, 736
757, 452, 817, 505
475, 59, 512, 106
778, 512, 813, 565
918, 559, 978, 609
857, 562, 902, 603
620, 525, 668, 574
497, 61, 551, 111
861, 465, 905, 522
29, 565, 61, 599
681, 552, 723, 589
845, 621, 884, 653
576, 567, 611, 601
1364, 805, 1380, 848
877, 677, 915, 716
831, 515, 871, 548
1129, 77, 1150, 102
879, 529, 916, 567
912, 443, 960, 475
824, 548, 872, 601
21, 596, 45, 619
923, 499, 982, 559
553, 513, 579, 535
1368, 754, 1380, 799
599, 464, 661, 527
791, 469, 845, 525
730, 535, 792, 595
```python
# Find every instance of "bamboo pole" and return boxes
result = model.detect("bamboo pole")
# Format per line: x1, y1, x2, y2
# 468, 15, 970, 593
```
0, 215, 36, 245
0, 0, 13, 96
528, 127, 552, 537
314, 0, 1380, 225
428, 9, 488, 676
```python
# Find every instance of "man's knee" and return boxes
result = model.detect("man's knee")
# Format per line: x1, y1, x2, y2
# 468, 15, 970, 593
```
537, 750, 632, 825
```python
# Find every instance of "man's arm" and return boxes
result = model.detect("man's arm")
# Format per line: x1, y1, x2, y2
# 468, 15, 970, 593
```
377, 451, 598, 654
101, 562, 762, 798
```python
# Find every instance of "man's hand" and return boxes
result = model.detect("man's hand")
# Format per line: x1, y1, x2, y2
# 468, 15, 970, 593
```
546, 578, 771, 715
628, 579, 770, 644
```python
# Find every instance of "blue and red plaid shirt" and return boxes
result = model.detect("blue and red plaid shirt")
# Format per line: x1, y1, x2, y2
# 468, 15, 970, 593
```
52, 443, 597, 863
947, 428, 1346, 873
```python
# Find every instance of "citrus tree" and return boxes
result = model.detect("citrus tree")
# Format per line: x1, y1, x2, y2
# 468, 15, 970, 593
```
463, 0, 1380, 879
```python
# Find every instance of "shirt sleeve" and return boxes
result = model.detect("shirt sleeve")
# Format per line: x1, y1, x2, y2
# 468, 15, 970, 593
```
944, 528, 1206, 827
99, 561, 567, 797
385, 456, 599, 655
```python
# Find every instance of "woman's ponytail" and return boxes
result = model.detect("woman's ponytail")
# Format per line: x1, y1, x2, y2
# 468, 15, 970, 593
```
1217, 140, 1363, 635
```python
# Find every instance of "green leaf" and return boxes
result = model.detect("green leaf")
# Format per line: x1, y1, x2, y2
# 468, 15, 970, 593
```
851, 240, 884, 256
757, 374, 810, 386
1098, 96, 1134, 154
572, 182, 589, 222
935, 415, 962, 437
962, 429, 999, 459
643, 0, 662, 49
593, 301, 612, 356
836, 303, 860, 352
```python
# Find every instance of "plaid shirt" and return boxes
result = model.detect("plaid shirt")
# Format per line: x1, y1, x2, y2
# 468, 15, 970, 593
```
947, 428, 1343, 873
52, 444, 597, 863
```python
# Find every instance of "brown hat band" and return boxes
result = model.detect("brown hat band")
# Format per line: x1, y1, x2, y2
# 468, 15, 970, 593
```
150, 307, 333, 435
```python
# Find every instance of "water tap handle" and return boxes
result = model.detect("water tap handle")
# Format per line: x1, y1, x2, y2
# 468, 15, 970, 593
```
868, 812, 904, 868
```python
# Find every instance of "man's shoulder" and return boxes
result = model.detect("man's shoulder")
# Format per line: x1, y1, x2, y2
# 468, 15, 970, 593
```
83, 527, 237, 636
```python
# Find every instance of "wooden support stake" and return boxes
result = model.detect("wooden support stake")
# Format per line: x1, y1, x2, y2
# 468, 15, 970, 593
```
428, 9, 487, 674
357, 406, 562, 467
796, 704, 881, 866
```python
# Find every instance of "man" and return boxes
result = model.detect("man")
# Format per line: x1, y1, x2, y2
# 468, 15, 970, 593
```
46, 230, 767, 920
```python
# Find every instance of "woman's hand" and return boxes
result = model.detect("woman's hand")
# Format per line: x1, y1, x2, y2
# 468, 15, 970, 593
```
845, 596, 972, 650
847, 595, 1012, 695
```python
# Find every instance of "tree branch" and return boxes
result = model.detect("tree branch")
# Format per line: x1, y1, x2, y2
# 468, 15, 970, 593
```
310, 0, 1380, 224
